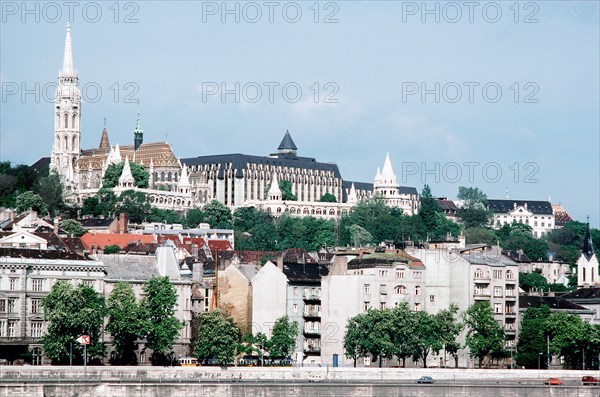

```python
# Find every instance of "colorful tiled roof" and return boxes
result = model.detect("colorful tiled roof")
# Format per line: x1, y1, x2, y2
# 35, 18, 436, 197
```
81, 233, 153, 250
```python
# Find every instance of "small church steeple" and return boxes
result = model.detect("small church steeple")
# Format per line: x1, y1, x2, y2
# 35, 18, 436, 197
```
134, 109, 144, 151
577, 217, 598, 288
583, 217, 596, 261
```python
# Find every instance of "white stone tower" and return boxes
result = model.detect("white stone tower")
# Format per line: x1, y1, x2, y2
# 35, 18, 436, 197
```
50, 23, 81, 186
373, 153, 400, 199
577, 219, 598, 288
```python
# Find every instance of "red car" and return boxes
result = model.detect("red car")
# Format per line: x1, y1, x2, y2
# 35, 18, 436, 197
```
582, 376, 599, 386
544, 378, 564, 386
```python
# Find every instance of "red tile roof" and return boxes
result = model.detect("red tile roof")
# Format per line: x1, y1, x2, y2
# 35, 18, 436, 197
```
81, 233, 153, 250
208, 240, 233, 251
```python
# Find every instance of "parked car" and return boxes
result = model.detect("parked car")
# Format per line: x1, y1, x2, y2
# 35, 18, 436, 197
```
582, 376, 599, 386
417, 376, 435, 384
544, 378, 564, 385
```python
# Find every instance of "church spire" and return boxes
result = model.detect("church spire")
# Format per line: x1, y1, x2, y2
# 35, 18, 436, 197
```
277, 130, 297, 156
134, 108, 144, 151
583, 219, 595, 261
61, 23, 75, 77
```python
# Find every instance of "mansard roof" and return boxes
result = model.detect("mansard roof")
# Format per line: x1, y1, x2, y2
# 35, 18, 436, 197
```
487, 199, 553, 215
348, 252, 425, 269
0, 247, 87, 260
182, 153, 343, 179
519, 295, 594, 313
561, 287, 600, 301
282, 263, 329, 283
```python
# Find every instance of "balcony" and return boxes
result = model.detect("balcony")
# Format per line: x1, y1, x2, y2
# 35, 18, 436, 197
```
505, 325, 516, 334
473, 276, 491, 283
303, 293, 320, 302
303, 310, 321, 318
303, 329, 321, 336
303, 345, 321, 354
474, 289, 491, 299
504, 293, 516, 300
505, 311, 517, 318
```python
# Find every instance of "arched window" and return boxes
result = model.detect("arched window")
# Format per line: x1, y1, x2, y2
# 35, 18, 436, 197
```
64, 113, 69, 128
72, 136, 77, 151
72, 114, 77, 129
63, 135, 68, 151
474, 268, 484, 278
506, 270, 514, 280
394, 285, 407, 295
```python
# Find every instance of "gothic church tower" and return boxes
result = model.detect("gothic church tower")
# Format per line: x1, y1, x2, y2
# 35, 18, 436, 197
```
50, 23, 81, 186
577, 220, 598, 288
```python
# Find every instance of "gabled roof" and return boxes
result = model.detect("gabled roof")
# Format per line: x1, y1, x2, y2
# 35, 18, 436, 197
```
487, 199, 553, 215
278, 130, 297, 151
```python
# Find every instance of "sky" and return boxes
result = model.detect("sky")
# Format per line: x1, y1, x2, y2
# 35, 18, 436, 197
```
1, 1, 599, 226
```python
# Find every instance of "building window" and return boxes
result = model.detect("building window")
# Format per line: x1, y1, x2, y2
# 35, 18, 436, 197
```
414, 271, 422, 279
380, 302, 386, 310
8, 321, 17, 337
293, 304, 298, 313
364, 284, 371, 294
494, 286, 503, 297
363, 301, 370, 311
429, 295, 435, 302
394, 285, 407, 295
494, 303, 502, 314
378, 270, 388, 277
396, 269, 405, 279
506, 270, 514, 280
31, 322, 43, 338
9, 277, 18, 291
294, 287, 298, 295
414, 303, 421, 311
82, 280, 95, 288
493, 270, 502, 279
32, 279, 43, 292
31, 299, 42, 314
0, 300, 6, 313
8, 299, 16, 313
415, 286, 421, 296
474, 268, 484, 278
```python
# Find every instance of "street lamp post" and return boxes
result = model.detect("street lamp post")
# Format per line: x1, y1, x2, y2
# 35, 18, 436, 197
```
538, 353, 543, 370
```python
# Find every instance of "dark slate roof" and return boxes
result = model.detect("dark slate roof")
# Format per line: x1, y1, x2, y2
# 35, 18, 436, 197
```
487, 199, 553, 215
561, 287, 600, 301
31, 157, 50, 171
78, 218, 114, 228
437, 199, 458, 211
280, 248, 318, 265
182, 153, 342, 179
505, 250, 532, 263
0, 247, 87, 260
399, 186, 419, 195
282, 263, 329, 283
348, 252, 425, 269
278, 131, 297, 151
343, 180, 373, 192
519, 295, 594, 313
583, 223, 595, 260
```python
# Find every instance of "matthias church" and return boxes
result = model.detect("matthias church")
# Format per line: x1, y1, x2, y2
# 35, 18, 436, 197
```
46, 25, 420, 218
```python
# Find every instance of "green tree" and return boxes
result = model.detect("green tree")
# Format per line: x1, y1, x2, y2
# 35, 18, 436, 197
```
202, 200, 233, 229
349, 309, 395, 367
411, 310, 442, 368
267, 316, 299, 358
34, 170, 64, 215
279, 180, 297, 201
114, 190, 151, 223
141, 276, 183, 365
389, 303, 417, 368
15, 191, 47, 214
186, 208, 205, 228
343, 315, 366, 367
319, 193, 337, 202
106, 282, 145, 365
516, 306, 551, 368
464, 227, 498, 245
463, 301, 505, 368
418, 184, 440, 232
104, 244, 121, 254
519, 272, 549, 293
456, 186, 493, 228
545, 312, 600, 369
148, 208, 185, 225
349, 224, 373, 248
102, 161, 149, 189
42, 281, 106, 364
59, 219, 87, 237
192, 310, 241, 365
435, 304, 463, 367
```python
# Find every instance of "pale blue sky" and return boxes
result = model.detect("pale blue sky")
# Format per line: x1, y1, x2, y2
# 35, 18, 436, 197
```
1, 1, 598, 225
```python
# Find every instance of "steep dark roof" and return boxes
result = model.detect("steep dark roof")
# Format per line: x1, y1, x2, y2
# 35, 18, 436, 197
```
31, 157, 50, 171
561, 287, 600, 301
583, 223, 595, 260
519, 295, 593, 313
437, 199, 458, 211
78, 218, 114, 228
278, 130, 297, 151
487, 199, 553, 215
343, 180, 374, 192
505, 250, 532, 263
282, 263, 329, 283
348, 252, 425, 269
182, 153, 342, 179
0, 247, 87, 260
280, 248, 318, 265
